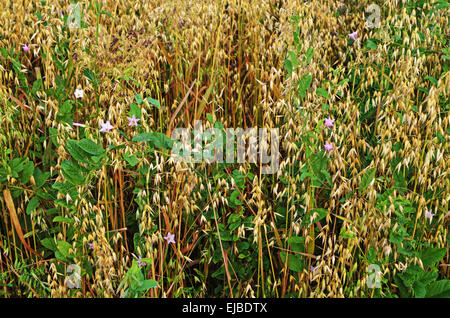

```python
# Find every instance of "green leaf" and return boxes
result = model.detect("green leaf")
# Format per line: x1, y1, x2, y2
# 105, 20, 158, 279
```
137, 279, 158, 292
132, 132, 174, 149
57, 241, 73, 258
66, 140, 90, 163
420, 247, 446, 267
364, 39, 378, 50
129, 103, 142, 118
19, 161, 34, 184
206, 113, 214, 124
413, 281, 427, 298
123, 152, 138, 167
393, 170, 407, 194
134, 94, 144, 105
83, 68, 99, 86
229, 189, 243, 208
424, 76, 438, 85
304, 47, 314, 64
316, 87, 330, 99
61, 161, 85, 185
426, 280, 450, 298
146, 97, 161, 109
298, 74, 312, 99
41, 238, 57, 251
284, 59, 293, 77
360, 168, 376, 193
78, 138, 105, 156
26, 196, 40, 215
101, 10, 117, 21
53, 216, 75, 224
33, 168, 50, 189
280, 251, 304, 272
288, 236, 305, 253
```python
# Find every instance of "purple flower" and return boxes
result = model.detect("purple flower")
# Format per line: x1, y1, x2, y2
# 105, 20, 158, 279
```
88, 242, 94, 250
425, 209, 435, 223
127, 114, 140, 127
99, 120, 114, 133
59, 11, 63, 18
348, 31, 358, 41
22, 44, 30, 52
324, 117, 335, 128
164, 232, 175, 244
324, 142, 333, 152
137, 255, 144, 267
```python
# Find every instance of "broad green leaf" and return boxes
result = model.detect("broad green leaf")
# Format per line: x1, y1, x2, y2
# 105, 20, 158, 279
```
426, 280, 450, 298
280, 251, 304, 272
26, 196, 40, 215
146, 97, 161, 109
41, 238, 57, 251
316, 87, 330, 99
78, 138, 105, 156
53, 216, 75, 224
33, 168, 50, 189
66, 140, 89, 163
19, 161, 34, 184
360, 168, 376, 193
137, 279, 158, 292
304, 47, 314, 64
57, 240, 73, 258
129, 102, 142, 118
134, 94, 144, 105
61, 161, 85, 185
298, 74, 312, 99
420, 247, 446, 267
123, 152, 138, 167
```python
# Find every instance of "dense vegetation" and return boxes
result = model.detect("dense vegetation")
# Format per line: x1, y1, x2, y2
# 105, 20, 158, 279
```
0, 0, 448, 298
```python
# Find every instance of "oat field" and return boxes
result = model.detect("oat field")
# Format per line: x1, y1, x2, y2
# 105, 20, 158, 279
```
0, 0, 449, 298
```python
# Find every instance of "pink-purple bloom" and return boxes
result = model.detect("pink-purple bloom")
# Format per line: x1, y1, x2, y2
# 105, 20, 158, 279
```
164, 232, 175, 244
22, 44, 30, 52
324, 117, 335, 128
137, 255, 144, 267
127, 114, 140, 127
425, 209, 435, 222
348, 31, 358, 41
88, 242, 94, 250
324, 142, 333, 152
99, 120, 114, 133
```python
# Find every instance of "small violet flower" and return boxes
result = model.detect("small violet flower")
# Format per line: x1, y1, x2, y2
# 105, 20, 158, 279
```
164, 232, 176, 244
137, 255, 144, 267
425, 209, 435, 223
127, 114, 140, 127
88, 242, 94, 250
324, 117, 335, 128
348, 31, 358, 41
22, 44, 30, 52
324, 142, 333, 152
74, 88, 84, 99
99, 120, 114, 133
